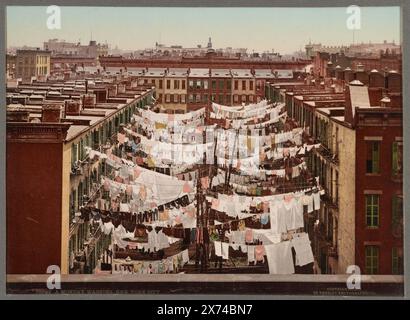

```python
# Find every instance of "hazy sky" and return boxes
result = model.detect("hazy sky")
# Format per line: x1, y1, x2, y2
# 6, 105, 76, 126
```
6, 6, 401, 54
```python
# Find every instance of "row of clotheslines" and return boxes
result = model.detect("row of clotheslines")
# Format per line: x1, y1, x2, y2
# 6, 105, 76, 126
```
120, 126, 310, 169
110, 223, 175, 251
95, 198, 198, 230
133, 114, 205, 134
101, 151, 196, 202
206, 188, 322, 219
213, 232, 314, 274
210, 103, 281, 122
89, 98, 322, 273
211, 100, 274, 119
112, 249, 189, 274
139, 107, 206, 124
218, 111, 288, 130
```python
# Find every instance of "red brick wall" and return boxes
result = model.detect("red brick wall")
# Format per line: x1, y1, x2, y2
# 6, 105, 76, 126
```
355, 124, 403, 274
7, 142, 63, 274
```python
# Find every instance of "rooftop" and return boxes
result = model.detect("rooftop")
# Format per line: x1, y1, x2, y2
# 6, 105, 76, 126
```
211, 69, 231, 77
188, 68, 210, 77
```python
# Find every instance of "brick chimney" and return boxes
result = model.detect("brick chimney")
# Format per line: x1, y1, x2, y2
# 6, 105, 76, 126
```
82, 93, 97, 108
6, 106, 30, 122
108, 85, 117, 97
117, 83, 126, 94
42, 103, 63, 123
65, 99, 82, 116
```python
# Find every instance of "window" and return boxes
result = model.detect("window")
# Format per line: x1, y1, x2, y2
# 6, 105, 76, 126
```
219, 94, 224, 104
366, 141, 380, 174
234, 95, 239, 103
249, 95, 254, 103
180, 94, 186, 103
166, 80, 171, 89
392, 195, 403, 238
158, 94, 163, 102
212, 80, 216, 90
78, 139, 84, 161
203, 94, 208, 103
69, 190, 76, 223
226, 95, 230, 105
335, 171, 339, 207
165, 94, 171, 103
366, 195, 379, 228
219, 80, 224, 90
151, 79, 155, 84
392, 141, 403, 176
365, 246, 379, 274
195, 94, 201, 103
189, 80, 194, 89
181, 80, 186, 90
249, 81, 254, 90
174, 80, 179, 89
203, 80, 208, 89
196, 80, 201, 89
226, 80, 231, 90
188, 94, 194, 103
242, 80, 246, 90
241, 95, 246, 102
71, 143, 78, 165
234, 80, 239, 90
392, 247, 403, 274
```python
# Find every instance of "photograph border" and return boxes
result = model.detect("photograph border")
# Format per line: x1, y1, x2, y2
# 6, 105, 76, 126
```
0, 0, 408, 300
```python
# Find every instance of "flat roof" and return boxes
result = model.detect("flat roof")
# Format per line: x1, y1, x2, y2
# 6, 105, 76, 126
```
211, 69, 231, 77
189, 68, 210, 77
231, 69, 253, 78
145, 68, 166, 76
167, 68, 189, 77
254, 69, 275, 78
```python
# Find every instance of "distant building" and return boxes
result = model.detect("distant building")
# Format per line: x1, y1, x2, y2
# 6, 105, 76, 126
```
15, 48, 51, 82
44, 39, 109, 58
6, 54, 16, 79
305, 40, 401, 59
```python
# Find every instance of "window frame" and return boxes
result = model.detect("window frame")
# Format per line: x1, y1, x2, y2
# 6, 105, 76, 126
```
365, 194, 380, 228
365, 245, 379, 274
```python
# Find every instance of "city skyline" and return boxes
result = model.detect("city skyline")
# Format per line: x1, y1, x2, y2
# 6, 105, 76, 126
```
6, 6, 401, 54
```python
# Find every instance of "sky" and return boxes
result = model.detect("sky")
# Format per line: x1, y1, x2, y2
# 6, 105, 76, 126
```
6, 6, 401, 54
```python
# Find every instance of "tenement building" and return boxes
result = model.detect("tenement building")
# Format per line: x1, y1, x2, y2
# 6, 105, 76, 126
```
6, 77, 155, 274
266, 67, 403, 275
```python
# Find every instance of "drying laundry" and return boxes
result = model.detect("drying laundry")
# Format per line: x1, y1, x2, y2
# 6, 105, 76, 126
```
265, 241, 295, 274
291, 233, 314, 266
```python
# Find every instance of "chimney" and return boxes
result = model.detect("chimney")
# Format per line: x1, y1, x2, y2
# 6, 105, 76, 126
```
369, 70, 385, 88
380, 96, 391, 108
368, 87, 384, 106
390, 94, 402, 108
93, 89, 108, 103
82, 93, 97, 108
117, 83, 126, 94
108, 85, 118, 97
6, 106, 30, 122
65, 99, 82, 116
42, 103, 63, 123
